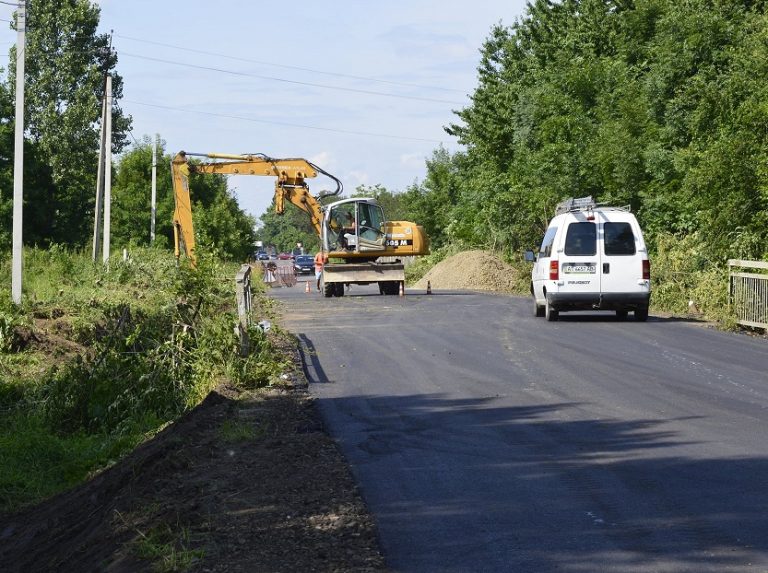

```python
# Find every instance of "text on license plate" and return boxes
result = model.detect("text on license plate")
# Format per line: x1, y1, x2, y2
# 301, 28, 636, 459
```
563, 263, 596, 274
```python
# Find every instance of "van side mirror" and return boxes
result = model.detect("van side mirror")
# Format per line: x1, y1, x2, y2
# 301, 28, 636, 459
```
524, 250, 536, 263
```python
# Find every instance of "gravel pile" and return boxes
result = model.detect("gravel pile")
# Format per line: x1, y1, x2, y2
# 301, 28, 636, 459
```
413, 250, 520, 293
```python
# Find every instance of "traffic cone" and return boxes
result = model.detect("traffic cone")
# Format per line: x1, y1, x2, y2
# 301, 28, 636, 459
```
399, 282, 404, 297
426, 280, 432, 295
305, 280, 311, 294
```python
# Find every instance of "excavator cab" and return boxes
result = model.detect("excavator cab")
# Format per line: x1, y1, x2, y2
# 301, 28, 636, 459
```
324, 199, 386, 255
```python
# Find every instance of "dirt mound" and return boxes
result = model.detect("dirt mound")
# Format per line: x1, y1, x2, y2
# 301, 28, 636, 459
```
414, 250, 519, 293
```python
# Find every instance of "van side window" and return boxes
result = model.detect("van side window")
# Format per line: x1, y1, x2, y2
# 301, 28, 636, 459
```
604, 222, 636, 255
538, 226, 558, 257
564, 222, 596, 256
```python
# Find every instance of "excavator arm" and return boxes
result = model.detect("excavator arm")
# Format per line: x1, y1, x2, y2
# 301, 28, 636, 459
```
171, 151, 341, 264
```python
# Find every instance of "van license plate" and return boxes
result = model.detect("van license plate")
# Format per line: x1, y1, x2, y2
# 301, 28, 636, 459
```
563, 263, 596, 274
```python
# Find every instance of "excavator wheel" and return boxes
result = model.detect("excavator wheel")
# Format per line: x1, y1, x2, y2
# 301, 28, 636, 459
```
323, 281, 335, 298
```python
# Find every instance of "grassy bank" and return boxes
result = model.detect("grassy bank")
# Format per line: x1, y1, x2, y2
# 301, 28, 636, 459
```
0, 247, 284, 512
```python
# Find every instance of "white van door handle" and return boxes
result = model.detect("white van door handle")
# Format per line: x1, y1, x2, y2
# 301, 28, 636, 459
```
603, 263, 610, 274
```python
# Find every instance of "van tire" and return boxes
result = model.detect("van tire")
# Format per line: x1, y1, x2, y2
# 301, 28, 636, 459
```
635, 306, 649, 322
534, 297, 545, 317
545, 301, 559, 322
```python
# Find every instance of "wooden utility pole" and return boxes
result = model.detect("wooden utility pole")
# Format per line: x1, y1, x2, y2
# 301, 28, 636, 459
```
11, 1, 25, 305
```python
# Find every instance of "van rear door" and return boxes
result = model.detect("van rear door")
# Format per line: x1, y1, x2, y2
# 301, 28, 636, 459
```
599, 215, 640, 294
560, 218, 600, 295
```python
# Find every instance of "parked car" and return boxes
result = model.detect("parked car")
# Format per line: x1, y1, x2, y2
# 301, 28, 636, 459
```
255, 251, 269, 261
526, 196, 651, 322
293, 254, 315, 274
277, 252, 292, 260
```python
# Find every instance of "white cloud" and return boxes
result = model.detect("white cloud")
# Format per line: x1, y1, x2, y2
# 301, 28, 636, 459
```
378, 25, 475, 61
344, 170, 369, 189
400, 152, 425, 169
309, 150, 335, 171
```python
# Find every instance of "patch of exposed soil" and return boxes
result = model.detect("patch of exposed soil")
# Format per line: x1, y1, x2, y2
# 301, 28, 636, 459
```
414, 249, 519, 293
0, 342, 386, 572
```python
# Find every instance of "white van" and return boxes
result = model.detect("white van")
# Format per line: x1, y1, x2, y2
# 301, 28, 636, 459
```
526, 197, 651, 321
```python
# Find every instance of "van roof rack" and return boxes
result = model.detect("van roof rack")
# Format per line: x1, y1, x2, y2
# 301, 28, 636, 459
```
555, 196, 632, 215
555, 196, 595, 215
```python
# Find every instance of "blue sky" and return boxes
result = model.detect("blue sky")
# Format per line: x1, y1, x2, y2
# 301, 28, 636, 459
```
2, 0, 528, 220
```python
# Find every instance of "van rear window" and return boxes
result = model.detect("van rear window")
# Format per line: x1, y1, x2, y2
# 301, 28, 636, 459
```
538, 226, 558, 257
604, 222, 636, 255
564, 222, 596, 256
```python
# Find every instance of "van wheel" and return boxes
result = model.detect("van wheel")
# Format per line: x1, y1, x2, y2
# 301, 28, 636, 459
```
545, 301, 559, 322
616, 310, 628, 321
635, 306, 649, 322
534, 297, 545, 317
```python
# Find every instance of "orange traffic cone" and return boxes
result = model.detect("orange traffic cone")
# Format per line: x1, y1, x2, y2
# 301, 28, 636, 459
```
399, 282, 404, 297
426, 280, 432, 295
305, 280, 311, 294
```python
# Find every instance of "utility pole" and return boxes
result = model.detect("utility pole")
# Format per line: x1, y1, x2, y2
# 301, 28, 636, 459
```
92, 33, 112, 262
11, 1, 25, 305
101, 75, 112, 263
151, 135, 157, 243
92, 87, 106, 261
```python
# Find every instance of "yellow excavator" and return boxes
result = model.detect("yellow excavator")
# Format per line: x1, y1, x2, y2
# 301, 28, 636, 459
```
171, 151, 429, 296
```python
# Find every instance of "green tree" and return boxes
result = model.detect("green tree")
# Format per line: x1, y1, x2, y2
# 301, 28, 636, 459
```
257, 202, 320, 255
111, 137, 174, 249
112, 141, 258, 261
8, 0, 131, 247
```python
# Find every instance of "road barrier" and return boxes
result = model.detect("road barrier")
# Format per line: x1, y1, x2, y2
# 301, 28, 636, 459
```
728, 259, 768, 330
261, 262, 297, 288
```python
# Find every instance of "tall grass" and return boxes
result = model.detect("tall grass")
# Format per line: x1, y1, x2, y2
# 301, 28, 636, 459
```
649, 233, 736, 326
0, 247, 283, 512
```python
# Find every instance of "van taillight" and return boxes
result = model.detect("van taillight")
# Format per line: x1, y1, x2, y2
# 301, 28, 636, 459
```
549, 260, 559, 280
642, 259, 651, 280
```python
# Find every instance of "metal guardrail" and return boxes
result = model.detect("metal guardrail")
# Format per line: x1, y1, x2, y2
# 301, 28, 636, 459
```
729, 259, 768, 330
235, 264, 252, 356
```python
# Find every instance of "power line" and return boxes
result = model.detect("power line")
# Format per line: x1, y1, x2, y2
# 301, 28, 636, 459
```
114, 33, 467, 95
123, 99, 445, 144
118, 51, 466, 106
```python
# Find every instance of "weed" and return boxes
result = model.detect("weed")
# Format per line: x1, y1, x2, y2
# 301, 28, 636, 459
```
218, 418, 262, 443
131, 521, 204, 573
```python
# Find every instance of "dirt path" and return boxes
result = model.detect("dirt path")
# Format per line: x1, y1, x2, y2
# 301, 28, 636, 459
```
0, 361, 386, 572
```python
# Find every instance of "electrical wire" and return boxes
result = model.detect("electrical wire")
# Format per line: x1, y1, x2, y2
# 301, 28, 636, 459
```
123, 99, 445, 144
118, 51, 466, 106
114, 33, 466, 95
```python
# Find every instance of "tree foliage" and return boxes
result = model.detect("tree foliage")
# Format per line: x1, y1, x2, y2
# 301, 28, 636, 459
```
7, 0, 131, 247
421, 0, 768, 260
110, 141, 257, 262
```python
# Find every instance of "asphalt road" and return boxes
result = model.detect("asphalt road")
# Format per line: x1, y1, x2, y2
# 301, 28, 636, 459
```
270, 279, 768, 573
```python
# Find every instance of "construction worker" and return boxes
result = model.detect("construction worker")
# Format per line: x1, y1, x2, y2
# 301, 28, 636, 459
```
314, 250, 328, 292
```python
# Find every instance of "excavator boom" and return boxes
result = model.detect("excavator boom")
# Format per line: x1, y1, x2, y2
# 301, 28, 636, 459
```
172, 151, 336, 262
